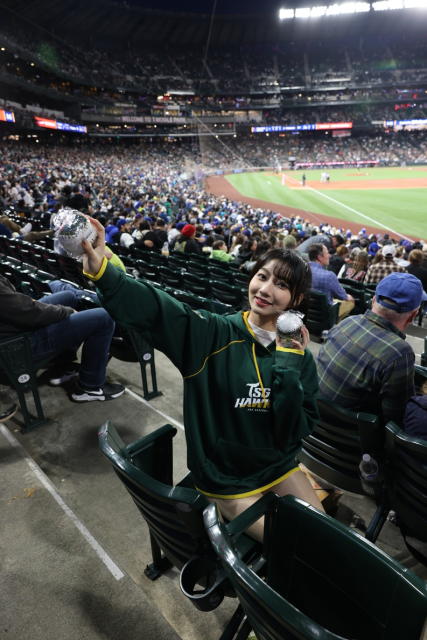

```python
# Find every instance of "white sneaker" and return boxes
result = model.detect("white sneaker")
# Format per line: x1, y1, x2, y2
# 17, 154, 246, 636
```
71, 382, 125, 402
21, 222, 33, 235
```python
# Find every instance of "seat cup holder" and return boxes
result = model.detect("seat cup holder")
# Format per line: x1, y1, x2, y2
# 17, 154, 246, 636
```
180, 555, 225, 611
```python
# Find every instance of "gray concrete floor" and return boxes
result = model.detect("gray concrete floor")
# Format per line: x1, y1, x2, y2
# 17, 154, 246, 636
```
1, 324, 426, 640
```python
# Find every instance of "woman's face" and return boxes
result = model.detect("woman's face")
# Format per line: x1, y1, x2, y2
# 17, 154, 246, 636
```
248, 259, 293, 327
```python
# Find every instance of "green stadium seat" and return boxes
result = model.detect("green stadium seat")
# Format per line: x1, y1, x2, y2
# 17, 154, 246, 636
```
99, 421, 259, 622
385, 422, 427, 566
0, 333, 54, 432
306, 290, 339, 338
299, 398, 387, 541
204, 493, 427, 640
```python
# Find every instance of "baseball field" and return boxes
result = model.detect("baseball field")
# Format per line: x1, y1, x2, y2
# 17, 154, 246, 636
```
206, 166, 427, 241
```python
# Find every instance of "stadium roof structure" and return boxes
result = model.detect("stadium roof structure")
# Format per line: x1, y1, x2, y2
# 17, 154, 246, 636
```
1, 0, 426, 47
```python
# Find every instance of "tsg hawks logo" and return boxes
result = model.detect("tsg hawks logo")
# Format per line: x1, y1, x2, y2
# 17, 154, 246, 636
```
234, 383, 271, 411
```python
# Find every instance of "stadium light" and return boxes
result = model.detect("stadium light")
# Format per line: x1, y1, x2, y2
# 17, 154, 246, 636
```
311, 5, 328, 15
372, 0, 403, 9
295, 7, 312, 17
372, 0, 427, 8
279, 0, 426, 17
279, 8, 295, 18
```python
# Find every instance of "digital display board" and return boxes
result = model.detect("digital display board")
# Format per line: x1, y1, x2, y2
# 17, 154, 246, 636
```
384, 118, 427, 131
0, 109, 15, 123
251, 122, 353, 133
34, 116, 87, 133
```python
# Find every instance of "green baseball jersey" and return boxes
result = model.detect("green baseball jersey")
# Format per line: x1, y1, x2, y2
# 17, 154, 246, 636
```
95, 263, 319, 497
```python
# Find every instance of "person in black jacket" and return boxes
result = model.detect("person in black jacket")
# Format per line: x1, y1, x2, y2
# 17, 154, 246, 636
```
172, 224, 201, 255
404, 381, 427, 440
0, 275, 124, 402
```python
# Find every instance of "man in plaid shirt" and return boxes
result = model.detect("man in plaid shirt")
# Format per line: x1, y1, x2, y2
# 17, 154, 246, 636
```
365, 243, 406, 284
317, 272, 427, 425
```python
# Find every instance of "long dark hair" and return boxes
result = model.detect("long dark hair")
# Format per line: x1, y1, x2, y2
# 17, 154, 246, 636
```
249, 248, 311, 314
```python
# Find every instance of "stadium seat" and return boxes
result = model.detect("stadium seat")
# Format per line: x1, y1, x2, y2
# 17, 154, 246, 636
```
299, 398, 388, 541
135, 260, 160, 282
181, 271, 210, 297
209, 279, 244, 309
0, 333, 53, 432
305, 290, 340, 338
339, 278, 368, 314
158, 264, 182, 289
204, 493, 427, 640
99, 421, 259, 625
385, 422, 427, 566
144, 251, 167, 267
186, 260, 209, 278
169, 288, 213, 312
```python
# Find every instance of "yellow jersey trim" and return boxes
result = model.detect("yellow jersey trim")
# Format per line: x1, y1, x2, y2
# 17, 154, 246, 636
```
83, 256, 108, 281
197, 466, 299, 499
242, 311, 267, 401
183, 339, 245, 380
242, 310, 255, 337
276, 346, 304, 355
251, 342, 266, 400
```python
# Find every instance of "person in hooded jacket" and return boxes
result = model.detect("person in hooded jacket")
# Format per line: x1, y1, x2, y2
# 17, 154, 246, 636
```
82, 219, 323, 540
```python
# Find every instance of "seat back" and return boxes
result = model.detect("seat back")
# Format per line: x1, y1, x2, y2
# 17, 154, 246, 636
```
299, 398, 382, 495
205, 494, 427, 640
99, 422, 210, 572
209, 279, 244, 308
181, 271, 210, 297
0, 333, 51, 431
306, 290, 339, 336
339, 280, 367, 314
385, 422, 427, 550
338, 278, 365, 290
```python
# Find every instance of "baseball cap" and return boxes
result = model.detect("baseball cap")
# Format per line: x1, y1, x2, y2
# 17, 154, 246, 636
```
376, 272, 427, 313
181, 224, 196, 238
382, 244, 396, 257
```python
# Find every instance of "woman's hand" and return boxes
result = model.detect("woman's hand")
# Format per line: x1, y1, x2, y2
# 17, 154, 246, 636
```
276, 325, 310, 350
292, 325, 310, 350
81, 217, 106, 276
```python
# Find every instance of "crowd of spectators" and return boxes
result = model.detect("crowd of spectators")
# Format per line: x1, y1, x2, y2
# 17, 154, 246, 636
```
0, 136, 426, 450
1, 139, 425, 265
195, 131, 427, 170
2, 19, 427, 100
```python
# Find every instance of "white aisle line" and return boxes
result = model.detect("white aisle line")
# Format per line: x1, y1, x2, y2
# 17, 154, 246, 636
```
125, 387, 185, 431
305, 184, 414, 242
0, 424, 125, 581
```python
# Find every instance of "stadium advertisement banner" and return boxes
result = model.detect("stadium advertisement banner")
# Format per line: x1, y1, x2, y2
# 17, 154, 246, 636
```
0, 109, 15, 123
251, 122, 353, 133
315, 122, 353, 130
384, 118, 427, 131
34, 116, 87, 133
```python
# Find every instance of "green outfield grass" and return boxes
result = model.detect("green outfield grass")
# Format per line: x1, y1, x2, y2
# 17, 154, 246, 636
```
225, 166, 427, 240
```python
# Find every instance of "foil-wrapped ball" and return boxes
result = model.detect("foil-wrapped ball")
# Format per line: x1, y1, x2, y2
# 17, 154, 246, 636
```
276, 310, 304, 346
54, 208, 97, 259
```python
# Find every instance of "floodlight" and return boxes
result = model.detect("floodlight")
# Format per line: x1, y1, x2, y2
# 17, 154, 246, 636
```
310, 5, 328, 15
295, 6, 311, 16
372, 0, 403, 8
278, 8, 295, 18
404, 0, 427, 7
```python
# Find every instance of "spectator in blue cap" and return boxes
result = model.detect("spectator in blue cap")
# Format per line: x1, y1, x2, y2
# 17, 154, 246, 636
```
318, 272, 427, 426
